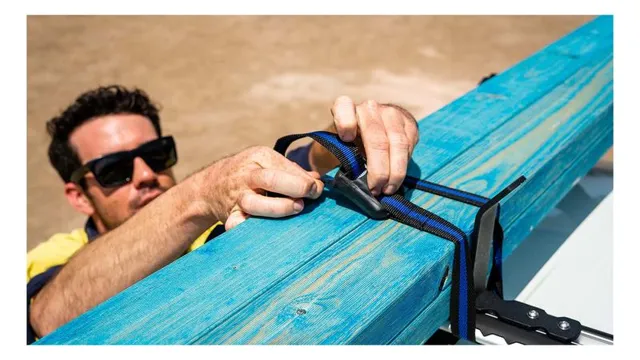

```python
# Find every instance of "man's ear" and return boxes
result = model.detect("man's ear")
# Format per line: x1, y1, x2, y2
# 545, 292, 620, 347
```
64, 182, 95, 216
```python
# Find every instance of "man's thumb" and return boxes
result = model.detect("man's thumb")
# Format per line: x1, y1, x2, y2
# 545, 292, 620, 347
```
225, 209, 249, 231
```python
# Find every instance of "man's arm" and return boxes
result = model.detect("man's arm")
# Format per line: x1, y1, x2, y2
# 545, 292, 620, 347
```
29, 169, 215, 338
29, 97, 416, 339
29, 147, 323, 339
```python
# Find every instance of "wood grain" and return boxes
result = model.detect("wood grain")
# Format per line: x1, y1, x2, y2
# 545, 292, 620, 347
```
194, 54, 612, 345
392, 107, 612, 345
35, 15, 613, 345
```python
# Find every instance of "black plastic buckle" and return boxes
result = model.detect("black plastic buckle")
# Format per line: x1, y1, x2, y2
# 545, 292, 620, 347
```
332, 169, 390, 220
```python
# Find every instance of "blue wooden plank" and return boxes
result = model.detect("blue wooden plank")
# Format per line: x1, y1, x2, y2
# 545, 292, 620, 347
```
476, 15, 611, 97
391, 288, 451, 345
501, 112, 613, 260
192, 55, 612, 345
392, 109, 612, 345
35, 16, 613, 345
36, 196, 372, 343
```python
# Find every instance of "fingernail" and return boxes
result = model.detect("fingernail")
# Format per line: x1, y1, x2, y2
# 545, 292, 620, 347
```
309, 183, 318, 197
342, 133, 355, 142
384, 184, 396, 195
225, 219, 238, 231
371, 188, 380, 197
293, 200, 304, 212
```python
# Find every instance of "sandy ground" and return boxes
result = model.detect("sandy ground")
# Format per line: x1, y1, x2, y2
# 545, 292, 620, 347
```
27, 15, 603, 251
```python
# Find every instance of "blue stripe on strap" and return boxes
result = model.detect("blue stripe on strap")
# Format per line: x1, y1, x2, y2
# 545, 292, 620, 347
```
379, 196, 464, 242
312, 132, 364, 177
273, 130, 480, 341
403, 177, 488, 207
379, 196, 469, 339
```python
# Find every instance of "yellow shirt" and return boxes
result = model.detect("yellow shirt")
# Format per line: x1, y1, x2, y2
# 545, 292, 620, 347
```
27, 221, 223, 282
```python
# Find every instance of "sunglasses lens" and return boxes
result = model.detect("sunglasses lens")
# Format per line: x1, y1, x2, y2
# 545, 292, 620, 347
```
141, 138, 177, 173
93, 155, 134, 187
83, 137, 177, 188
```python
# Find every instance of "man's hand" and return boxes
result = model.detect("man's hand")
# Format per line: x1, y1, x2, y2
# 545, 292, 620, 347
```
311, 96, 419, 196
201, 146, 325, 230
29, 146, 323, 338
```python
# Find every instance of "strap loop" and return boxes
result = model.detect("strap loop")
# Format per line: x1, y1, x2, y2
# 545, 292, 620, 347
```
274, 131, 524, 342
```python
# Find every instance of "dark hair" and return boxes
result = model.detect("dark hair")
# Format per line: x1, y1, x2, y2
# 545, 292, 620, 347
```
46, 85, 163, 183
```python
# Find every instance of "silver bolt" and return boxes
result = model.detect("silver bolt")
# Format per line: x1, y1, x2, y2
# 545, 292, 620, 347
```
296, 308, 307, 315
558, 320, 571, 330
527, 310, 539, 319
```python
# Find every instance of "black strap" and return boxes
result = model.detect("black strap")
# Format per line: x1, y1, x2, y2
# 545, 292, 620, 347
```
378, 193, 475, 338
403, 176, 489, 207
275, 131, 522, 341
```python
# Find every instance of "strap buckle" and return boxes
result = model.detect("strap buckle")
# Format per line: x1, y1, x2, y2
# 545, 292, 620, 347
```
332, 169, 390, 220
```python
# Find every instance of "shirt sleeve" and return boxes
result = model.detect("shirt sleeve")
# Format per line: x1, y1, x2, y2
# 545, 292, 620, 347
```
26, 229, 88, 344
186, 221, 226, 253
27, 265, 63, 344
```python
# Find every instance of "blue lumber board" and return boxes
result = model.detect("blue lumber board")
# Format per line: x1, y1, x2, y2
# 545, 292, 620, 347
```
191, 54, 612, 344
391, 288, 452, 345
36, 16, 612, 345
391, 107, 613, 345
500, 109, 613, 261
35, 16, 613, 345
476, 16, 611, 97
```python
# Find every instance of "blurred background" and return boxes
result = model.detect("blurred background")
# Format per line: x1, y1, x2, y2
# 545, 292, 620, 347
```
27, 15, 609, 250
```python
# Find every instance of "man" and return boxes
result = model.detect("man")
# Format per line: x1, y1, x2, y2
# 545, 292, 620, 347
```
27, 85, 419, 344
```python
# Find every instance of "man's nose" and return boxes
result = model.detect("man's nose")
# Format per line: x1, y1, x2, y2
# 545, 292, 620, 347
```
131, 157, 159, 189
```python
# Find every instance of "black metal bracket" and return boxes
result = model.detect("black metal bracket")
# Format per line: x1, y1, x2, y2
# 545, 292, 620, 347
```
471, 176, 526, 296
471, 201, 500, 293
469, 175, 584, 345
475, 291, 582, 344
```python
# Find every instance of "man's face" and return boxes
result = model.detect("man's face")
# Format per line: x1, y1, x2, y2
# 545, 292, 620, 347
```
68, 114, 177, 232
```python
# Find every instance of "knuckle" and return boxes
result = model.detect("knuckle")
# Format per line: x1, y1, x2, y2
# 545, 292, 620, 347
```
381, 105, 399, 118
244, 145, 261, 154
247, 145, 272, 159
256, 145, 273, 156
300, 178, 314, 195
261, 169, 278, 188
270, 200, 288, 216
389, 169, 406, 185
413, 131, 420, 144
365, 99, 379, 110
389, 135, 410, 150
369, 169, 389, 184
408, 144, 415, 157
369, 137, 390, 152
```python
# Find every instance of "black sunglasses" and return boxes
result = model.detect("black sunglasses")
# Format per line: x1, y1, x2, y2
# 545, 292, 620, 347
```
70, 136, 178, 188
